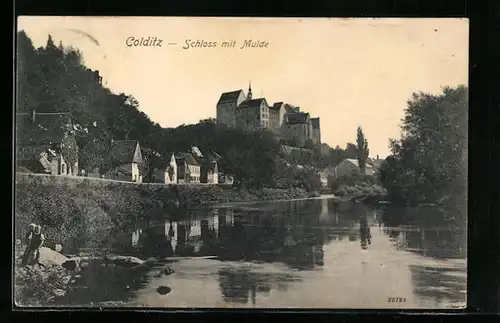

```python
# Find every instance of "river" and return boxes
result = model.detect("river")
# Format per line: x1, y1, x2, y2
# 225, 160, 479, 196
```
58, 196, 467, 309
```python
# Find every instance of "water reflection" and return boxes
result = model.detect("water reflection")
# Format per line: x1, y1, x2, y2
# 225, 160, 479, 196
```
218, 268, 300, 306
96, 197, 466, 308
120, 202, 330, 271
359, 212, 372, 250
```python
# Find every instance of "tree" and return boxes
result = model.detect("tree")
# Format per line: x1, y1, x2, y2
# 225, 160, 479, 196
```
139, 147, 162, 182
356, 126, 369, 174
379, 85, 467, 205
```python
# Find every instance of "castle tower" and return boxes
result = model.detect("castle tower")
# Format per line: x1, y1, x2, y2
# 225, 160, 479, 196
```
247, 81, 253, 100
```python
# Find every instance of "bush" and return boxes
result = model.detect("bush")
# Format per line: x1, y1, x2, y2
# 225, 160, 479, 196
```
15, 175, 142, 253
330, 173, 387, 198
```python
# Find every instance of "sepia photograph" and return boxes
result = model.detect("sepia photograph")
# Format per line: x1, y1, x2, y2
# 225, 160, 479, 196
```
14, 16, 468, 309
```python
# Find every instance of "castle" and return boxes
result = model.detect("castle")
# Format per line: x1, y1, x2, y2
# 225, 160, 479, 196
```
216, 83, 321, 148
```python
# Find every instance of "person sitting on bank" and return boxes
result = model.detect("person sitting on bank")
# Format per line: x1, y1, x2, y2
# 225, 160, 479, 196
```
22, 224, 45, 266
20, 223, 36, 265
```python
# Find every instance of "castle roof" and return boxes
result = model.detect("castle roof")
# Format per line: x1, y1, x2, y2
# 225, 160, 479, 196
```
217, 90, 245, 104
239, 98, 269, 108
311, 117, 320, 129
284, 104, 300, 113
286, 112, 310, 124
110, 140, 143, 164
270, 102, 285, 110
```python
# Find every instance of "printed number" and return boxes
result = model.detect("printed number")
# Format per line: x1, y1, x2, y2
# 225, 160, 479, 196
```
387, 297, 407, 303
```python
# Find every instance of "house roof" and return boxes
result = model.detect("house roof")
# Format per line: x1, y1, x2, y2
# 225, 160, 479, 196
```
153, 151, 175, 170
270, 102, 285, 111
16, 113, 72, 146
191, 146, 203, 159
239, 98, 269, 109
285, 112, 310, 124
110, 140, 143, 164
311, 117, 320, 129
280, 144, 313, 156
16, 145, 56, 161
370, 159, 384, 169
217, 90, 245, 104
211, 151, 222, 160
176, 152, 200, 166
204, 151, 222, 162
284, 104, 300, 113
201, 158, 218, 172
343, 158, 374, 169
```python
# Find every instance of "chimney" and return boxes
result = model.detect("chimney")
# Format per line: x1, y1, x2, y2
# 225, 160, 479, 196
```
377, 155, 379, 160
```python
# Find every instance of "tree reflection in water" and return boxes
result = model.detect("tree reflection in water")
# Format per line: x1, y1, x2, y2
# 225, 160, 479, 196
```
359, 213, 371, 250
218, 268, 299, 305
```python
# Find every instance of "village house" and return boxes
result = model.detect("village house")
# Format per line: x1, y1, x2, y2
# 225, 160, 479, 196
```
16, 111, 79, 176
369, 155, 384, 173
151, 152, 178, 184
218, 172, 234, 185
200, 151, 222, 184
104, 140, 144, 182
334, 158, 375, 178
175, 152, 201, 184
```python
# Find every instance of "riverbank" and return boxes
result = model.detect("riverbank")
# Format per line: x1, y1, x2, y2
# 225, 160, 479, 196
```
15, 173, 312, 252
14, 245, 148, 306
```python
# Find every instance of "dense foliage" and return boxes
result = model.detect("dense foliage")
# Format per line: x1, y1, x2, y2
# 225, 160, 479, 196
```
378, 86, 468, 206
330, 173, 386, 198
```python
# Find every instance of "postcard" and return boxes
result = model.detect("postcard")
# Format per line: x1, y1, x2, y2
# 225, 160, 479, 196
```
14, 16, 468, 309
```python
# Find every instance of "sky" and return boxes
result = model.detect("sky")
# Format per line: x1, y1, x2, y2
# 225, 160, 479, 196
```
17, 17, 469, 158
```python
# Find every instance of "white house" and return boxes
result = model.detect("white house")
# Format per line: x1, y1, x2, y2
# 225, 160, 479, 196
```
152, 152, 178, 184
105, 140, 144, 182
175, 152, 201, 183
335, 158, 375, 178
201, 151, 221, 184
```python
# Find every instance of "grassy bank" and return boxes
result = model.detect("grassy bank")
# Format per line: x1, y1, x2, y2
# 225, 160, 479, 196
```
14, 173, 310, 252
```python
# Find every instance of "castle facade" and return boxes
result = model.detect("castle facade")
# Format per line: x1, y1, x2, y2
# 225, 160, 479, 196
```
216, 83, 321, 148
